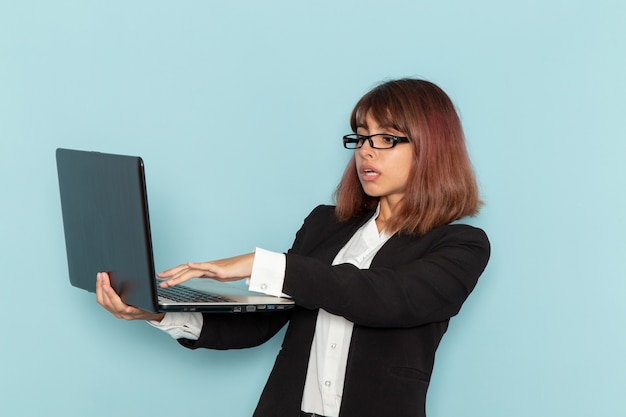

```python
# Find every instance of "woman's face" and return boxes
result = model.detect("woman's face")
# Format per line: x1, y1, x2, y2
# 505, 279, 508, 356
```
354, 113, 414, 209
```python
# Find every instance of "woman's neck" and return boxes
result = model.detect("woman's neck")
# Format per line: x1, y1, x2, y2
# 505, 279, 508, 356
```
375, 197, 400, 233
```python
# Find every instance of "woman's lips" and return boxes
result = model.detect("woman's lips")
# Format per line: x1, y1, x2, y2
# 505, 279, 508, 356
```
359, 165, 380, 181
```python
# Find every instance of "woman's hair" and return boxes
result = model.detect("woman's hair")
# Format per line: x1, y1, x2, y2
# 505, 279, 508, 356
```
334, 78, 482, 235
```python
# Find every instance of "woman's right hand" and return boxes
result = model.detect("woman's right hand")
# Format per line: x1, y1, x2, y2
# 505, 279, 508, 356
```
157, 252, 255, 288
96, 272, 165, 322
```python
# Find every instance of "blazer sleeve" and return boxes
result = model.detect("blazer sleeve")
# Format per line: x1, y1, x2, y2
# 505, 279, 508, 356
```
283, 211, 490, 328
178, 309, 291, 350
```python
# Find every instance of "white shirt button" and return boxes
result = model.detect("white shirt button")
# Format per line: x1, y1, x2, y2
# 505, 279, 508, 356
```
324, 380, 331, 387
330, 343, 337, 349
260, 283, 268, 290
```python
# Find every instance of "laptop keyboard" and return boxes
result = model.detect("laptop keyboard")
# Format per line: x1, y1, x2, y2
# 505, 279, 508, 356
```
158, 285, 234, 303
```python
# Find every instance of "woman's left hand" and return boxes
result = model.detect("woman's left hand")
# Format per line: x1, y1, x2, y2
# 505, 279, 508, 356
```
157, 252, 255, 288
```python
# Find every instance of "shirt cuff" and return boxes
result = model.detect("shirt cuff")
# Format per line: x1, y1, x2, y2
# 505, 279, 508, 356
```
248, 247, 290, 298
147, 312, 203, 340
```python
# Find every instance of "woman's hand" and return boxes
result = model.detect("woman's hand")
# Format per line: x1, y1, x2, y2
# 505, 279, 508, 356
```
157, 252, 255, 288
96, 272, 165, 322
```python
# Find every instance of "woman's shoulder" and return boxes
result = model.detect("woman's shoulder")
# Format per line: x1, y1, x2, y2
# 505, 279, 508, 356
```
298, 204, 339, 226
428, 222, 490, 253
386, 223, 490, 271
443, 222, 488, 238
392, 222, 489, 253
305, 204, 336, 219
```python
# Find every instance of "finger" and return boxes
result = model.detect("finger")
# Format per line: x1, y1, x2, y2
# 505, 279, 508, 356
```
158, 267, 209, 287
96, 272, 112, 306
96, 273, 104, 305
120, 305, 143, 317
157, 263, 192, 278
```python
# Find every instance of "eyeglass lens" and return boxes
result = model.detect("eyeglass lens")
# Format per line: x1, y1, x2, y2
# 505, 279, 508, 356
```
347, 134, 398, 149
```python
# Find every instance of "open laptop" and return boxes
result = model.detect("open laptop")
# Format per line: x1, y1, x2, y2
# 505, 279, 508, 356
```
55, 148, 294, 313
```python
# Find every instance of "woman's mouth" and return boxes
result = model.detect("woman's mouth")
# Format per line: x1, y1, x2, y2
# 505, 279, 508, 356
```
360, 166, 380, 180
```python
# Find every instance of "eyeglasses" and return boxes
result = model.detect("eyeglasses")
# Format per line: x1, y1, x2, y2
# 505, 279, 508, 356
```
343, 134, 410, 149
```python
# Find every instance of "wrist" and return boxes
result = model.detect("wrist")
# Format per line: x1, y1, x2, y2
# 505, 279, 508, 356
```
146, 312, 166, 322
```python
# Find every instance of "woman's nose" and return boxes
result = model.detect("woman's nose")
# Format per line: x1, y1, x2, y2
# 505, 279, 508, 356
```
357, 138, 376, 157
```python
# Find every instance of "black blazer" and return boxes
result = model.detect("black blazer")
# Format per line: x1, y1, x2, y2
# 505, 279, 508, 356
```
179, 205, 490, 417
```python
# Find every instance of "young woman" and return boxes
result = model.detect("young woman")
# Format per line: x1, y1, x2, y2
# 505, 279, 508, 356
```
96, 78, 490, 417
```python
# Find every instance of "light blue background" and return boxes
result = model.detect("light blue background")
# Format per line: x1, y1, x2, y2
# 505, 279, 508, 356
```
1, 1, 624, 416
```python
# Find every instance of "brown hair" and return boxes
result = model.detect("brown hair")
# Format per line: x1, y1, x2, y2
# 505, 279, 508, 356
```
334, 78, 482, 235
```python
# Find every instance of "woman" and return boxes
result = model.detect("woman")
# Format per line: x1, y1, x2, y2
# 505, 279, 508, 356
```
97, 78, 490, 417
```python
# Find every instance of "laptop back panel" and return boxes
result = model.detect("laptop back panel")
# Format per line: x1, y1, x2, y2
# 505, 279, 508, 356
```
56, 148, 158, 312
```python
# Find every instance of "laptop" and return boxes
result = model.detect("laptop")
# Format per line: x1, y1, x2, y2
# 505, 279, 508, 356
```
55, 148, 294, 313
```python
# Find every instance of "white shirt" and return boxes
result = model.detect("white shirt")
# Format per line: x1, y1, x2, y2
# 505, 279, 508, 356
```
150, 207, 391, 417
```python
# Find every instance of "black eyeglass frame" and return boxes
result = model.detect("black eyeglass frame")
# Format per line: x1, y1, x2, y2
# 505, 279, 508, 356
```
343, 133, 411, 149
